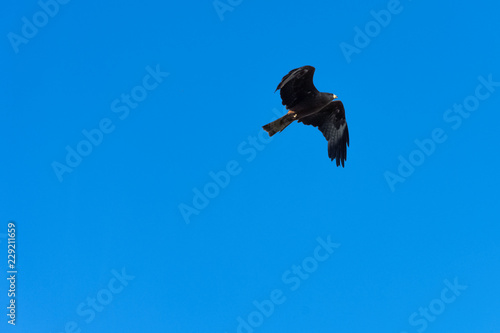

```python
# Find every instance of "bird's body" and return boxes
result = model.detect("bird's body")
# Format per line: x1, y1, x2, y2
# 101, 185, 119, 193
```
275, 66, 335, 116
262, 65, 349, 167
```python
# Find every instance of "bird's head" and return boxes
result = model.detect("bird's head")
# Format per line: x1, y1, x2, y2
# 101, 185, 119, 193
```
332, 94, 338, 100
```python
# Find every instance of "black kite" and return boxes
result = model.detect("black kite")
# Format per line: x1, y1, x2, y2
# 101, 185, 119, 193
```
262, 65, 349, 167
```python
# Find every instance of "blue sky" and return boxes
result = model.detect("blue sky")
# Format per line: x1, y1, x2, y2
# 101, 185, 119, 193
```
2, 0, 500, 332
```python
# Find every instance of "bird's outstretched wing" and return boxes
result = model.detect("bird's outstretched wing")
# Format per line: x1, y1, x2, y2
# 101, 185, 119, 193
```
298, 100, 349, 167
275, 66, 318, 110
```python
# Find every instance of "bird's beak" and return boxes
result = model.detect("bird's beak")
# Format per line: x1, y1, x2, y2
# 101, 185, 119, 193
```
333, 94, 338, 99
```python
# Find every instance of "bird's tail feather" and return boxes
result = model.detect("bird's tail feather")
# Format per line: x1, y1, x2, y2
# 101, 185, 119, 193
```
262, 113, 295, 137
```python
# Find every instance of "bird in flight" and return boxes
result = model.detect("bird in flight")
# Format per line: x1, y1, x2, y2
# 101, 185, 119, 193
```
262, 65, 349, 167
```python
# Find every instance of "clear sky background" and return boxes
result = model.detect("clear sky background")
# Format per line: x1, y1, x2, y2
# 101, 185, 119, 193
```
2, 0, 500, 332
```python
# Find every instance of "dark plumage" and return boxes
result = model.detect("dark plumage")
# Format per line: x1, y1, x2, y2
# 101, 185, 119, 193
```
262, 66, 350, 167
